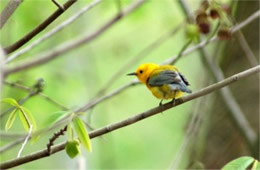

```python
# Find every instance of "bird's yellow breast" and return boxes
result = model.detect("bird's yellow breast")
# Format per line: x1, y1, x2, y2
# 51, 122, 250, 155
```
147, 85, 184, 99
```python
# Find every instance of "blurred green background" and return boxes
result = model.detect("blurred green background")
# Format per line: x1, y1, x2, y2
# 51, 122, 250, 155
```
0, 0, 259, 169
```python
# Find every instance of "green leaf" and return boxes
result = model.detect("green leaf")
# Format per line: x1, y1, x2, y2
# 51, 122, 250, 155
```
1, 98, 20, 107
18, 109, 30, 132
222, 156, 255, 170
251, 160, 260, 170
43, 111, 70, 127
5, 108, 18, 131
65, 140, 81, 158
73, 117, 92, 152
20, 106, 37, 131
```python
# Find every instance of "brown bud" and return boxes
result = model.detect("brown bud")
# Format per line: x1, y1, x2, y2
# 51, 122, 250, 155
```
198, 22, 210, 34
218, 28, 232, 40
210, 9, 219, 19
196, 11, 208, 24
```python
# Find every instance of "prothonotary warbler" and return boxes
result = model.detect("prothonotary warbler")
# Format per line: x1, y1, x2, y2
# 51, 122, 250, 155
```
127, 63, 192, 105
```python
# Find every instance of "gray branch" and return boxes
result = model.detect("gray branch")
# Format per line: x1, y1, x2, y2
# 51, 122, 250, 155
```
0, 0, 23, 29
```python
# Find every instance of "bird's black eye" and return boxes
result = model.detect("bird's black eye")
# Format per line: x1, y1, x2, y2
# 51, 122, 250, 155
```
139, 70, 143, 74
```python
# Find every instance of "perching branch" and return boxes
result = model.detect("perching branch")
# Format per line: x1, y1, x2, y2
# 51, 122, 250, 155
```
0, 0, 23, 29
0, 65, 259, 169
6, 0, 102, 64
3, 0, 77, 54
3, 0, 146, 76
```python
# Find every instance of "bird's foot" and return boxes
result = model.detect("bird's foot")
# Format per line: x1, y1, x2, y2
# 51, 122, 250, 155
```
171, 98, 176, 106
159, 99, 164, 114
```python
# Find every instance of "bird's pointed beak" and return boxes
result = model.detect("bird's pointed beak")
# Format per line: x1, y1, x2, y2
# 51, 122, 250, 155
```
127, 72, 137, 76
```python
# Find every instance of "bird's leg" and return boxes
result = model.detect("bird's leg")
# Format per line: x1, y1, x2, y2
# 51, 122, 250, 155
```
159, 99, 163, 107
172, 92, 176, 105
159, 99, 164, 114
171, 98, 176, 106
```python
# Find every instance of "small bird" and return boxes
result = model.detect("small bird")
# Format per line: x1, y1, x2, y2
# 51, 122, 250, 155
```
127, 63, 192, 106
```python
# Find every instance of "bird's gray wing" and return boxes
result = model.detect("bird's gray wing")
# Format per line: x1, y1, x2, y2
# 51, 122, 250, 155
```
148, 70, 192, 93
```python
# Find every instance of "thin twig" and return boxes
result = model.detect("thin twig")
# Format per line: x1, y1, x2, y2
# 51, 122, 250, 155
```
46, 126, 67, 154
169, 39, 192, 64
0, 131, 25, 140
4, 0, 146, 75
16, 107, 32, 158
17, 125, 32, 158
0, 65, 259, 169
0, 137, 25, 154
177, 0, 193, 22
6, 0, 102, 64
76, 81, 138, 112
0, 47, 5, 102
0, 93, 32, 118
51, 0, 65, 11
236, 30, 258, 67
3, 81, 69, 110
3, 0, 77, 54
116, 0, 122, 14
0, 0, 23, 29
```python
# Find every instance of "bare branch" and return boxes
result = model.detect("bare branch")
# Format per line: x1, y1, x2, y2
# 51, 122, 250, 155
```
0, 65, 259, 169
76, 80, 138, 112
236, 31, 258, 67
0, 137, 25, 154
6, 0, 102, 64
0, 0, 23, 29
3, 0, 77, 54
4, 0, 146, 75
3, 81, 69, 111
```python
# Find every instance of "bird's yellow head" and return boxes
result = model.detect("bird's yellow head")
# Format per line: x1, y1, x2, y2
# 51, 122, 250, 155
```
127, 63, 159, 84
